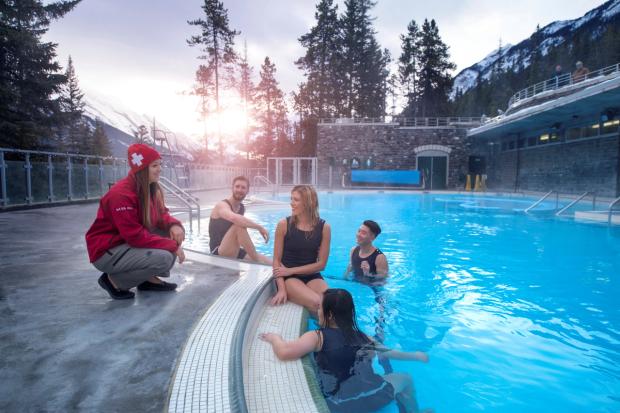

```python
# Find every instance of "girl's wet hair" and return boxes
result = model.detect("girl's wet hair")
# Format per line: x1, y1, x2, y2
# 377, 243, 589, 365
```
321, 288, 368, 345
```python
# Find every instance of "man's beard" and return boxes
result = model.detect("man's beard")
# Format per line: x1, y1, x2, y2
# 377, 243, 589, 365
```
233, 192, 246, 201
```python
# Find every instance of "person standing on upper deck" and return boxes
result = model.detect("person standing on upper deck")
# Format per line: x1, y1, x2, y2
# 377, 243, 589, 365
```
572, 61, 590, 83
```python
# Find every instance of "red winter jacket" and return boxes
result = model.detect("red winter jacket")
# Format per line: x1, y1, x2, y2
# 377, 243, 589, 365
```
85, 174, 182, 262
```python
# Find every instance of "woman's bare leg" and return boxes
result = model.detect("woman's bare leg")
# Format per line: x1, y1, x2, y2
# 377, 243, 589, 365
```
284, 278, 322, 314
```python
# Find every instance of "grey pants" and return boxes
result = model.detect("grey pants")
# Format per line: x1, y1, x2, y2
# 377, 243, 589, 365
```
93, 243, 176, 290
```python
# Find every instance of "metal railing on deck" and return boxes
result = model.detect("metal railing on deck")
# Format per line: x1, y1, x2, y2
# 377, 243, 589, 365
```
0, 147, 266, 210
0, 147, 129, 208
507, 62, 620, 108
319, 117, 483, 127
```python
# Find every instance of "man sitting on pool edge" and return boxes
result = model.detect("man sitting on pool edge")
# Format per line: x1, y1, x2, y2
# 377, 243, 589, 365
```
208, 176, 272, 265
346, 220, 388, 284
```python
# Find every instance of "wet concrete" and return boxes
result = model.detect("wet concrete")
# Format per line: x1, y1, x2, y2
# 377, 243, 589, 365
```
0, 203, 238, 412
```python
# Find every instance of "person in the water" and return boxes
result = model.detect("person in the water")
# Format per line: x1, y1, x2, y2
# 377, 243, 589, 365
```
346, 220, 388, 284
260, 288, 429, 413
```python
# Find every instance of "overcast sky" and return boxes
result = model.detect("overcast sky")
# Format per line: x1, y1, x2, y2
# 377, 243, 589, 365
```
45, 0, 605, 138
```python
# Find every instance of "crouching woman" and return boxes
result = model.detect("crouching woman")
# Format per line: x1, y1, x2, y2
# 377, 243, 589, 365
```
86, 144, 185, 300
260, 288, 430, 413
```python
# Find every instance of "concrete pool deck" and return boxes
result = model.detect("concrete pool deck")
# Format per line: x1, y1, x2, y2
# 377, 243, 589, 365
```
0, 191, 242, 412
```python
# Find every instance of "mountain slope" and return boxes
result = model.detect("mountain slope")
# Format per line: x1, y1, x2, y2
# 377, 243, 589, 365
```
451, 0, 620, 99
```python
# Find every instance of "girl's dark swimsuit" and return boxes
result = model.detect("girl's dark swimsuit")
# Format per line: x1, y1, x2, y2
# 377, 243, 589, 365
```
281, 216, 325, 283
314, 327, 394, 412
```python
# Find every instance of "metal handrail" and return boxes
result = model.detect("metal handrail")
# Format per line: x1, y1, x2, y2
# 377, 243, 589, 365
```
608, 196, 620, 224
555, 191, 596, 216
507, 62, 620, 108
160, 176, 200, 233
252, 175, 276, 197
253, 175, 273, 186
318, 117, 483, 126
159, 179, 198, 233
160, 176, 199, 203
525, 190, 557, 213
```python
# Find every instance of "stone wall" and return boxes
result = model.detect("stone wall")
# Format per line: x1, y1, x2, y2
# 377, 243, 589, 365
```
471, 135, 620, 197
316, 123, 470, 188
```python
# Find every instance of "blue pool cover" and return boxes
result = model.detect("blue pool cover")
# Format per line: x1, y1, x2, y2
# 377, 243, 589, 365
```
351, 170, 421, 185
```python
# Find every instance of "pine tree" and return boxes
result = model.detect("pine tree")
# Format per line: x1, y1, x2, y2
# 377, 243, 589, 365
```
0, 0, 81, 149
238, 41, 255, 159
60, 55, 89, 153
339, 0, 388, 118
91, 118, 111, 156
188, 0, 240, 159
416, 19, 455, 117
398, 20, 422, 116
254, 57, 289, 159
192, 64, 216, 152
296, 0, 342, 118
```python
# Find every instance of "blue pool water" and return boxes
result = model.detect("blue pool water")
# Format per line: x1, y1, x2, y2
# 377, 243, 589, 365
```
192, 192, 620, 412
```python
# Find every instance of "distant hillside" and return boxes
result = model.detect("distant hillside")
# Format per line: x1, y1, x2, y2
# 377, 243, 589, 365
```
451, 0, 620, 116
83, 92, 199, 159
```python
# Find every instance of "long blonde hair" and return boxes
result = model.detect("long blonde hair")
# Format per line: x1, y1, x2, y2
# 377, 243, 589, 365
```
290, 185, 320, 232
134, 167, 165, 228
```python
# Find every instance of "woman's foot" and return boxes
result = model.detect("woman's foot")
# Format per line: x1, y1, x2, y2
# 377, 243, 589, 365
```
98, 273, 135, 300
137, 276, 177, 291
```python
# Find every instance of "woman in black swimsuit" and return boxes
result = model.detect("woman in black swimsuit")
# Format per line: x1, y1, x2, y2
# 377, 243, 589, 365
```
271, 185, 330, 314
261, 288, 429, 413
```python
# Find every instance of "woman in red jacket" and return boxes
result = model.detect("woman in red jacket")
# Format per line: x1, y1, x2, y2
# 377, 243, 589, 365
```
86, 144, 186, 299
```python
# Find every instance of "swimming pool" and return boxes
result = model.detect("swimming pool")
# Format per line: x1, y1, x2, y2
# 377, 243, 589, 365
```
189, 192, 620, 412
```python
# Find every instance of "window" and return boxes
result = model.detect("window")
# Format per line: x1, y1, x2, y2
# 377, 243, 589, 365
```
539, 133, 550, 144
549, 132, 560, 142
508, 141, 515, 150
583, 123, 599, 138
501, 142, 508, 151
517, 138, 525, 148
602, 119, 620, 135
528, 136, 537, 146
567, 127, 581, 140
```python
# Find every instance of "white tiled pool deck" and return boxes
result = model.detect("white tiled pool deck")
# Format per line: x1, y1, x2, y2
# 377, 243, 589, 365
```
166, 250, 325, 413
245, 303, 328, 413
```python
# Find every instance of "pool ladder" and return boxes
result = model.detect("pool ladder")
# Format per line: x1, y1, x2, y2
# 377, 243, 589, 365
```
609, 196, 620, 224
526, 191, 598, 217
159, 176, 201, 233
556, 192, 596, 216
524, 190, 558, 213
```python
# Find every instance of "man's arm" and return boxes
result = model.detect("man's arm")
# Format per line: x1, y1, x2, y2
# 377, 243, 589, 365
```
213, 201, 269, 241
374, 253, 388, 278
343, 246, 355, 279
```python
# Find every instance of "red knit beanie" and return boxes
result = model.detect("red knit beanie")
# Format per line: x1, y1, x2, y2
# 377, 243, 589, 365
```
127, 144, 161, 173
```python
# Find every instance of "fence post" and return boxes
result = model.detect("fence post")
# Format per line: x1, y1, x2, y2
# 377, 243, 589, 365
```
0, 151, 7, 207
24, 152, 33, 205
84, 157, 89, 199
67, 155, 73, 201
98, 159, 104, 195
112, 158, 117, 183
47, 154, 54, 202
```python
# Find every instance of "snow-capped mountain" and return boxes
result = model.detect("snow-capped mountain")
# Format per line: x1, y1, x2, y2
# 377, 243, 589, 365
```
83, 91, 200, 159
451, 0, 620, 99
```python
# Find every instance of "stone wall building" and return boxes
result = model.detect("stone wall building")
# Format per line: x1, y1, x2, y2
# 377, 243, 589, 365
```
316, 121, 471, 189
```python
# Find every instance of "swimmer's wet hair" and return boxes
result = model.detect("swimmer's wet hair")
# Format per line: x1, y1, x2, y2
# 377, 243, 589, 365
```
363, 220, 381, 237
